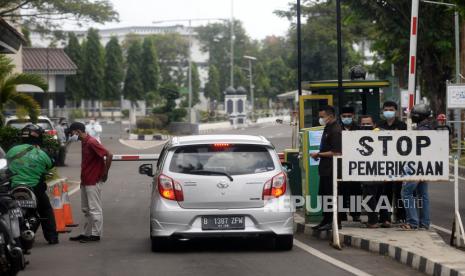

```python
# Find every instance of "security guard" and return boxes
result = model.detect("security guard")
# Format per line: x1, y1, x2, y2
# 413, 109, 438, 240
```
6, 124, 59, 244
339, 106, 361, 222
377, 101, 406, 223
311, 105, 342, 231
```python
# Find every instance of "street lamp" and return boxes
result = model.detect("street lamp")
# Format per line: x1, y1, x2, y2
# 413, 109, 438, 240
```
243, 55, 257, 117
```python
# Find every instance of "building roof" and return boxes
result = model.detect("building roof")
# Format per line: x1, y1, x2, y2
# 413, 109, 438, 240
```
22, 47, 77, 75
0, 17, 26, 53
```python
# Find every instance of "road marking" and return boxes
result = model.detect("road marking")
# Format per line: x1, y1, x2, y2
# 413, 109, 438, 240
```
293, 239, 372, 276
431, 224, 452, 235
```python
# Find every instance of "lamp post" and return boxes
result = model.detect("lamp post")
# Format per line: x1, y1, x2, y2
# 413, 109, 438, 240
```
153, 17, 228, 123
420, 0, 461, 156
336, 0, 343, 112
244, 55, 257, 117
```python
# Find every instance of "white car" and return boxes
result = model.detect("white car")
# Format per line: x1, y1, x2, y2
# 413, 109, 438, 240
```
139, 135, 295, 251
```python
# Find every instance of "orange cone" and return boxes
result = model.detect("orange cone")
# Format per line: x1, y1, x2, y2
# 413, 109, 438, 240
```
62, 181, 78, 227
51, 184, 70, 233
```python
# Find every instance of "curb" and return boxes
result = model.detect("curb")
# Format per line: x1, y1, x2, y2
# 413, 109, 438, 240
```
128, 133, 170, 141
294, 221, 465, 276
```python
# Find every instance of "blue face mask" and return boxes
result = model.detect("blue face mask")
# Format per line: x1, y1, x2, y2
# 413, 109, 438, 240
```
341, 117, 353, 125
383, 111, 396, 119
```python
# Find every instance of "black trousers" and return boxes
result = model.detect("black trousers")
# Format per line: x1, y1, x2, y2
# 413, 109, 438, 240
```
387, 182, 406, 222
363, 183, 392, 225
340, 181, 362, 219
33, 183, 58, 241
318, 175, 342, 225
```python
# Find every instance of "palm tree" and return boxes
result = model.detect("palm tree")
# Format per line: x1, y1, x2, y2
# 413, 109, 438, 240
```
0, 54, 47, 124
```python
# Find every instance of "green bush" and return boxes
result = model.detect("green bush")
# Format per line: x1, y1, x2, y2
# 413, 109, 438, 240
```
136, 117, 155, 129
152, 114, 169, 128
170, 108, 187, 122
0, 127, 60, 161
0, 127, 21, 151
121, 109, 129, 118
69, 109, 84, 120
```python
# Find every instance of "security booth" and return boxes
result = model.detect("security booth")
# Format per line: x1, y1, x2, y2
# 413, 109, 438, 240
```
224, 86, 247, 126
299, 79, 391, 129
298, 79, 391, 221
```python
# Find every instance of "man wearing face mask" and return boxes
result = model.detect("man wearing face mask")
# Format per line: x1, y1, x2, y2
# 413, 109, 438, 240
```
67, 122, 113, 243
339, 106, 361, 222
310, 105, 342, 231
400, 104, 432, 230
377, 101, 406, 224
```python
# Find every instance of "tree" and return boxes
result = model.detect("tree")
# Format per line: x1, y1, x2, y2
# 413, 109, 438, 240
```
266, 57, 292, 98
197, 20, 253, 94
152, 33, 189, 87
345, 0, 457, 113
0, 54, 48, 123
140, 37, 160, 99
104, 37, 124, 102
253, 62, 271, 99
204, 64, 220, 101
0, 0, 118, 32
82, 28, 105, 103
64, 32, 83, 104
123, 40, 144, 105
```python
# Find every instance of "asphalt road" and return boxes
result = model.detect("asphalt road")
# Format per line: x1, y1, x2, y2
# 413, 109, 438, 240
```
20, 123, 456, 276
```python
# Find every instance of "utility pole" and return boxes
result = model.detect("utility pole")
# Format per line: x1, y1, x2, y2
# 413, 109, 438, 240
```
336, 0, 343, 112
230, 0, 235, 88
188, 19, 193, 123
244, 55, 257, 118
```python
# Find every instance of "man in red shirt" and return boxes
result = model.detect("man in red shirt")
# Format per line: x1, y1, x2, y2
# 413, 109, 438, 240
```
68, 122, 113, 243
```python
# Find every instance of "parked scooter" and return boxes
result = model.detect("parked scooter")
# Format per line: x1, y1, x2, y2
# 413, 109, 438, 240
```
0, 159, 26, 276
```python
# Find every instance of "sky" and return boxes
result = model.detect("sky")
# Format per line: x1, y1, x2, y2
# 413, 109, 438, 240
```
90, 0, 293, 40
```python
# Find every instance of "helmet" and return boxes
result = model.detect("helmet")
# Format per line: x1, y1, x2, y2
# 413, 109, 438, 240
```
21, 124, 44, 145
436, 113, 446, 121
411, 104, 432, 123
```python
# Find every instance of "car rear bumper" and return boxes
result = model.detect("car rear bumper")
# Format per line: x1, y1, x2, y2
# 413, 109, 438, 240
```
150, 200, 294, 238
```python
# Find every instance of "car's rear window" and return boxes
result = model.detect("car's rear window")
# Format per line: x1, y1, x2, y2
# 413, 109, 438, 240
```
169, 144, 275, 175
7, 120, 53, 130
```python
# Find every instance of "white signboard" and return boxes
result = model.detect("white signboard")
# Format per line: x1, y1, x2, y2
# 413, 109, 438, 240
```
447, 84, 465, 109
342, 131, 449, 182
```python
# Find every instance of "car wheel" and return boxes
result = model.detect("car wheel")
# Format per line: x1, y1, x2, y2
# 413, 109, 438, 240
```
275, 235, 293, 251
151, 237, 171, 252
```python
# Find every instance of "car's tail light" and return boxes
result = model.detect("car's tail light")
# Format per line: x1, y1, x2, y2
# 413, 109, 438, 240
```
158, 174, 183, 201
262, 172, 287, 199
46, 129, 57, 136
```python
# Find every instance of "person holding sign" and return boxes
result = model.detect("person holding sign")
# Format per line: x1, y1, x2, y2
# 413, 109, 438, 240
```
311, 105, 342, 231
359, 115, 392, 228
400, 104, 433, 230
340, 106, 362, 222
378, 101, 406, 224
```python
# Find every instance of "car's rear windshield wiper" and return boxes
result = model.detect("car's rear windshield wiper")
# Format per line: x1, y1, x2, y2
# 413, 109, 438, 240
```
187, 170, 233, 181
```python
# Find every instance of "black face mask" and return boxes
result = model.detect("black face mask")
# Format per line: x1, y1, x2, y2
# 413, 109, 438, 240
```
359, 125, 374, 130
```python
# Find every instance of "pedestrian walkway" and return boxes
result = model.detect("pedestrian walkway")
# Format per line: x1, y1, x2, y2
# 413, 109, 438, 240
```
295, 214, 465, 276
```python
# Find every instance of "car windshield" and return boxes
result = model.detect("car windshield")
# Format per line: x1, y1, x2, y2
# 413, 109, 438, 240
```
7, 120, 53, 130
169, 144, 275, 176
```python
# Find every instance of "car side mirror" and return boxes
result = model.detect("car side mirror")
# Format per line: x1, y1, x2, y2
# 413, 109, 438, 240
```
281, 161, 293, 173
139, 164, 154, 177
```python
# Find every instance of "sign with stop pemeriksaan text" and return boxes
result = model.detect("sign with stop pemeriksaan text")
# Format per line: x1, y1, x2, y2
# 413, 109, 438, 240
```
342, 131, 449, 182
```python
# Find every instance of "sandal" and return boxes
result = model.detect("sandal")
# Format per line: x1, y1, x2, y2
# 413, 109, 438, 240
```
398, 224, 417, 231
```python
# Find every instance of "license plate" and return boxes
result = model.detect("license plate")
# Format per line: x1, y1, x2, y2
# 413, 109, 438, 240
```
16, 200, 36, 209
201, 215, 245, 230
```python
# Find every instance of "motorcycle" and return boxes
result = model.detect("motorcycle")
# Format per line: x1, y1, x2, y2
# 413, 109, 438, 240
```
0, 159, 26, 276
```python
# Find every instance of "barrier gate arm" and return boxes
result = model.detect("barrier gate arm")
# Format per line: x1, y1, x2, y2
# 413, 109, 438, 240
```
332, 156, 342, 250
112, 154, 159, 162
453, 157, 465, 247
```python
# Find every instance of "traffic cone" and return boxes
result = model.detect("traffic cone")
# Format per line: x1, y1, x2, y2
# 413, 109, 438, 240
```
61, 181, 78, 227
51, 184, 70, 233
